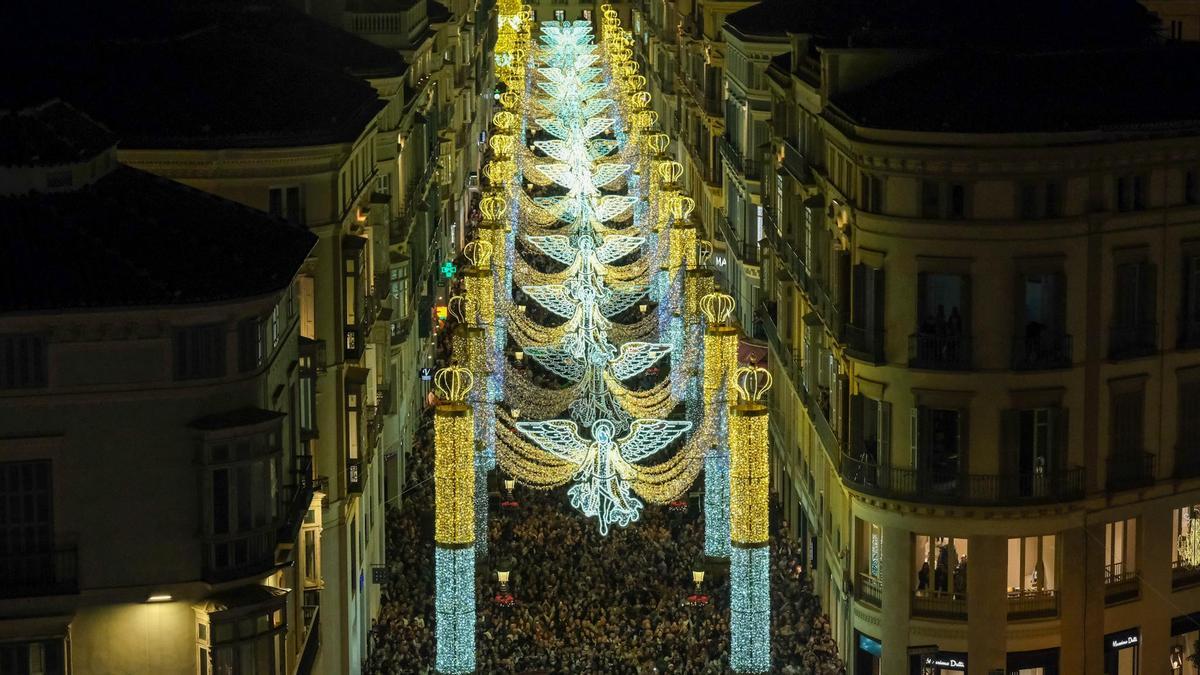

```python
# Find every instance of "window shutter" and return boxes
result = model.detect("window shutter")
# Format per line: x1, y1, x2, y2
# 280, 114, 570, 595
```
917, 272, 929, 328
1050, 406, 1068, 474
960, 274, 973, 336
871, 268, 886, 335
1140, 262, 1157, 330
849, 394, 864, 456
1000, 409, 1020, 477
879, 401, 892, 467
1183, 256, 1193, 330
852, 264, 866, 327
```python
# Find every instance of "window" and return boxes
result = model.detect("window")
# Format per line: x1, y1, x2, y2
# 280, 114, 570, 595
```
268, 186, 304, 225
1182, 254, 1200, 345
1111, 259, 1156, 358
911, 407, 965, 491
270, 305, 280, 348
0, 639, 66, 675
914, 535, 968, 596
1111, 388, 1144, 457
343, 243, 365, 358
237, 319, 262, 373
1116, 173, 1147, 212
303, 527, 319, 586
920, 180, 967, 219
204, 430, 281, 576
347, 391, 361, 463
0, 335, 47, 389
1171, 19, 1184, 40
1002, 407, 1066, 497
206, 604, 287, 675
350, 519, 358, 596
1015, 271, 1068, 369
859, 173, 883, 213
914, 272, 971, 368
1186, 168, 1200, 205
1105, 518, 1137, 582
554, 8, 564, 20
298, 276, 316, 340
1019, 181, 1062, 219
849, 263, 885, 360
175, 324, 226, 380
0, 460, 54, 592
1172, 505, 1200, 568
1008, 535, 1057, 592
1180, 380, 1200, 455
376, 174, 389, 194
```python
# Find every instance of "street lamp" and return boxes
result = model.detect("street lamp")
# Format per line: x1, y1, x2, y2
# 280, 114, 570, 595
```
497, 569, 510, 593
514, 350, 524, 362
638, 303, 648, 314
692, 568, 705, 594
511, 407, 521, 419
504, 478, 516, 498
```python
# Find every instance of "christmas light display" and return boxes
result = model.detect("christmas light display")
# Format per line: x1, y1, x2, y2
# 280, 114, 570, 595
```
729, 366, 772, 673
433, 367, 477, 673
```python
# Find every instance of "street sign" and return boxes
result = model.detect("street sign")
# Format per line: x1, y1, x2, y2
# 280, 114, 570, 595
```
419, 367, 433, 381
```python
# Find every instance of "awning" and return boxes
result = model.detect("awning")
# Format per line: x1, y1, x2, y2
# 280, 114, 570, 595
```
194, 585, 289, 618
189, 407, 285, 432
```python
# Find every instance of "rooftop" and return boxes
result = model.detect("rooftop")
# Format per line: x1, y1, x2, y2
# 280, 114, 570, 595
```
0, 163, 317, 312
0, 100, 115, 167
0, 0, 397, 149
725, 0, 1159, 49
832, 46, 1200, 134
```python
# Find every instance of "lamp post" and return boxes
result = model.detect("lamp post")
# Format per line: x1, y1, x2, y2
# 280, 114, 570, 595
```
497, 569, 510, 594
504, 478, 516, 499
692, 568, 705, 594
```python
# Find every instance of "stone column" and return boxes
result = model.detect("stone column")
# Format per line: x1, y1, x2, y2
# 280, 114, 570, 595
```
966, 535, 1007, 673
1060, 523, 1105, 673
1139, 502, 1174, 675
880, 524, 912, 675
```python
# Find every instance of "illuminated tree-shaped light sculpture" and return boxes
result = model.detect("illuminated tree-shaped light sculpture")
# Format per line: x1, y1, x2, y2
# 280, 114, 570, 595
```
729, 366, 772, 673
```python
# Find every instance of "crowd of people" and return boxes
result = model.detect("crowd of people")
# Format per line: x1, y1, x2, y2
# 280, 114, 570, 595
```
363, 406, 845, 674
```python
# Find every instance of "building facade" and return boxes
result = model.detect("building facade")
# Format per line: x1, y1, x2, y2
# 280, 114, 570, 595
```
0, 101, 319, 675
758, 37, 1200, 675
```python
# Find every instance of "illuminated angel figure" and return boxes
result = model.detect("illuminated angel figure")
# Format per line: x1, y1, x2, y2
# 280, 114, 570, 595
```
515, 417, 692, 534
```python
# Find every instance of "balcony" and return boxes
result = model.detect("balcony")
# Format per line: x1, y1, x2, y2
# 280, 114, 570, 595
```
297, 605, 321, 675
1109, 322, 1157, 360
0, 546, 78, 599
856, 573, 882, 608
757, 303, 802, 394
718, 135, 761, 181
277, 455, 315, 552
780, 139, 811, 184
844, 324, 885, 365
1173, 560, 1200, 590
1106, 451, 1156, 491
717, 216, 757, 264
840, 451, 1086, 506
908, 333, 972, 370
1011, 333, 1073, 371
348, 457, 364, 494
1105, 565, 1140, 605
1007, 589, 1058, 621
911, 590, 966, 621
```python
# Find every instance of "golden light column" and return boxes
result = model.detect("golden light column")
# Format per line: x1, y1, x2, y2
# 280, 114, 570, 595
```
700, 292, 739, 558
728, 366, 772, 673
433, 366, 476, 673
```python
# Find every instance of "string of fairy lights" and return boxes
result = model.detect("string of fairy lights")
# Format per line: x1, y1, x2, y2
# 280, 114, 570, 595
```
428, 5, 773, 673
